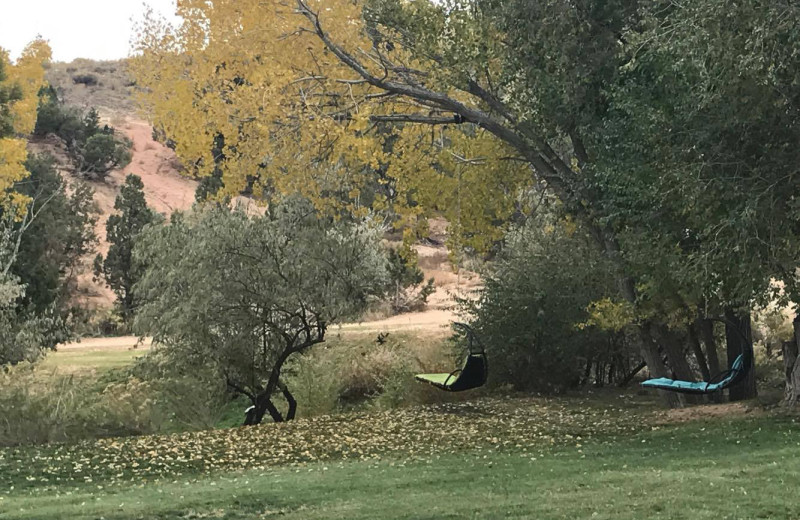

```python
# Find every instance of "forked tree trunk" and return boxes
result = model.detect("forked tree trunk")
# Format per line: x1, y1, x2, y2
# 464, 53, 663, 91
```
617, 360, 647, 387
784, 316, 800, 406
244, 395, 284, 426
655, 325, 703, 405
725, 309, 757, 401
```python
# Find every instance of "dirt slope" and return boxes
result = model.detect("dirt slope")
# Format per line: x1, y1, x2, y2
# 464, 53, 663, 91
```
42, 59, 477, 330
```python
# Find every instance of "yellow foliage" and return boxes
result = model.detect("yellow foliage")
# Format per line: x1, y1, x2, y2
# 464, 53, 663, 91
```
579, 298, 635, 332
0, 40, 51, 209
131, 1, 531, 253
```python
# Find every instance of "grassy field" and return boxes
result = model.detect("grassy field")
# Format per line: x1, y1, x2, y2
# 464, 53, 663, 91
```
3, 339, 797, 519
1, 393, 798, 519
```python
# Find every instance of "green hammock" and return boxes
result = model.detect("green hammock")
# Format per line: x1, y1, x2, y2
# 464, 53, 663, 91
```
641, 322, 753, 395
415, 323, 488, 392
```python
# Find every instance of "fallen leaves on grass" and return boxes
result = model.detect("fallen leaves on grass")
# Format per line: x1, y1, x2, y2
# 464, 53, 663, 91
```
0, 396, 649, 491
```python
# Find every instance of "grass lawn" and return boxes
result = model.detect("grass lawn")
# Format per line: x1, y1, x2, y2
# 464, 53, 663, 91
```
39, 339, 151, 374
1, 396, 798, 520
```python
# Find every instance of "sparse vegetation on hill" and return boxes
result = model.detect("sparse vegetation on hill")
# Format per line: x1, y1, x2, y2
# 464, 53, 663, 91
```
34, 90, 132, 179
45, 59, 136, 115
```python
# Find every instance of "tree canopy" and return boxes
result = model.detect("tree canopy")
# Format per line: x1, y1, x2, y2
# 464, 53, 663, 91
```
133, 198, 388, 424
133, 0, 800, 405
0, 40, 50, 209
95, 174, 159, 321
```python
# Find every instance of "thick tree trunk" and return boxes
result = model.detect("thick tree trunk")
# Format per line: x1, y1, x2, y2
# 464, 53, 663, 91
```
638, 322, 683, 408
600, 233, 681, 407
654, 325, 702, 404
654, 325, 695, 381
725, 309, 757, 401
784, 316, 800, 406
582, 357, 593, 386
687, 323, 711, 381
698, 318, 723, 403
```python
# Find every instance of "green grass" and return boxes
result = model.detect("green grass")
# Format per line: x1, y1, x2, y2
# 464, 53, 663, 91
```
2, 396, 798, 519
39, 347, 148, 373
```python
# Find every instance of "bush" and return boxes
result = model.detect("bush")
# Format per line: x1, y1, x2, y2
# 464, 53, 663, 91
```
286, 333, 461, 417
463, 212, 637, 392
32, 100, 64, 136
72, 74, 98, 86
384, 248, 435, 314
79, 133, 132, 176
0, 366, 160, 446
33, 98, 132, 178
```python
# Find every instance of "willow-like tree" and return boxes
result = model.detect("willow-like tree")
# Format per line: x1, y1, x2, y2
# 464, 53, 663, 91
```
133, 198, 387, 424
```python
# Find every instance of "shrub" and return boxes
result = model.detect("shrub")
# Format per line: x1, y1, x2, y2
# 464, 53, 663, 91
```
287, 333, 460, 417
0, 359, 230, 446
32, 100, 64, 136
33, 98, 132, 178
71, 74, 98, 86
463, 212, 638, 392
0, 366, 161, 446
79, 133, 133, 176
384, 248, 435, 314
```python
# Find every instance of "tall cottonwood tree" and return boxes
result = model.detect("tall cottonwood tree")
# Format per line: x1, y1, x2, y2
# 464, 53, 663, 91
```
1, 40, 50, 209
132, 0, 687, 405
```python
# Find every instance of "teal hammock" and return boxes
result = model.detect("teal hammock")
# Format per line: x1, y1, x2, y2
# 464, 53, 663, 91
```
641, 322, 753, 395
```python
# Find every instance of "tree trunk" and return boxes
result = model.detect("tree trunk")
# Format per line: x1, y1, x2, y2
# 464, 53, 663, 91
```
784, 315, 800, 406
687, 323, 711, 381
602, 234, 681, 408
698, 318, 721, 375
244, 394, 284, 425
654, 325, 695, 381
277, 380, 298, 421
638, 322, 683, 408
698, 318, 723, 403
725, 309, 756, 401
582, 357, 593, 386
655, 324, 704, 405
617, 360, 647, 387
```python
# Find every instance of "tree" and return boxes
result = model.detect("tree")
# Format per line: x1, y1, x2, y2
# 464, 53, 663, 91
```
24, 156, 96, 296
385, 247, 434, 314
0, 155, 93, 365
133, 1, 799, 405
94, 174, 158, 320
133, 197, 387, 425
12, 154, 97, 313
1, 40, 50, 208
463, 208, 640, 392
33, 95, 133, 180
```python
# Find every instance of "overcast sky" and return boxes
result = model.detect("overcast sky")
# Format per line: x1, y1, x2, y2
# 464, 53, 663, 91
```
0, 0, 181, 62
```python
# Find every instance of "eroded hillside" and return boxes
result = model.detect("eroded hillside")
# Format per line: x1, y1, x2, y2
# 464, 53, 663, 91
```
35, 59, 477, 319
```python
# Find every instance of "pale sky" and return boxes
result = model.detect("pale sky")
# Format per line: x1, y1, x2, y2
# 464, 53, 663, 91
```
0, 0, 182, 63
